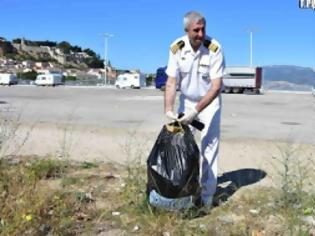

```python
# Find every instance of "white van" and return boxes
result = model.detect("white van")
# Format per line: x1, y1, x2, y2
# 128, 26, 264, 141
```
35, 73, 63, 86
115, 72, 146, 89
0, 73, 18, 85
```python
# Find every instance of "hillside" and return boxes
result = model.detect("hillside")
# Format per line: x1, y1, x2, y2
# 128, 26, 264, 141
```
263, 65, 315, 91
0, 37, 104, 69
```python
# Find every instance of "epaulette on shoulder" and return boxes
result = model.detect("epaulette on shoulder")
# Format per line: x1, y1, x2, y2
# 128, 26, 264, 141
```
171, 40, 185, 54
203, 39, 219, 53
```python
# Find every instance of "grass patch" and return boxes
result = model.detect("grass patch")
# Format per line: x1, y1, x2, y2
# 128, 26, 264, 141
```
0, 147, 314, 235
0, 157, 109, 235
80, 161, 99, 169
27, 158, 68, 179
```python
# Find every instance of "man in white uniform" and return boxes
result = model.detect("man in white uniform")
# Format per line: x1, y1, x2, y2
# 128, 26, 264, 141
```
164, 11, 225, 208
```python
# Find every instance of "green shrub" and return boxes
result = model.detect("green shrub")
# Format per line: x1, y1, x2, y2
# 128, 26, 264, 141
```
27, 159, 67, 180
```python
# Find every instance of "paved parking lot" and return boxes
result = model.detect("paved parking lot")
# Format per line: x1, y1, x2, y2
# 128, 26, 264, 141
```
1, 86, 314, 144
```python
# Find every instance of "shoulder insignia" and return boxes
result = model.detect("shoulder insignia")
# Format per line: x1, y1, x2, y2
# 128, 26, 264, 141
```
171, 40, 185, 54
203, 39, 219, 53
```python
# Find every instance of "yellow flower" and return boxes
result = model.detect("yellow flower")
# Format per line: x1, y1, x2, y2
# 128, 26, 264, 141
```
22, 214, 33, 221
17, 199, 24, 204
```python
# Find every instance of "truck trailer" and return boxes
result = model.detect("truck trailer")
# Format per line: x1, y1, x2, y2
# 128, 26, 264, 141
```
223, 66, 262, 94
0, 73, 18, 85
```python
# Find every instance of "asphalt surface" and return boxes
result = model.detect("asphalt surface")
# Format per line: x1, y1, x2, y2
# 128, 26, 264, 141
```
1, 85, 314, 145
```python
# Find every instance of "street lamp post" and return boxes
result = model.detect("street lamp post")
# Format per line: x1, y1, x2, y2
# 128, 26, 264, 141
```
246, 28, 257, 67
103, 33, 114, 86
249, 30, 253, 67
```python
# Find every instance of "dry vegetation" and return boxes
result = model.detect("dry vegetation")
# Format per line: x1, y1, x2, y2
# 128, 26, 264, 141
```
0, 155, 314, 236
1, 111, 315, 235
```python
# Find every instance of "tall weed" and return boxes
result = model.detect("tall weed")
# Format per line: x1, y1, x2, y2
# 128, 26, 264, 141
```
272, 143, 314, 234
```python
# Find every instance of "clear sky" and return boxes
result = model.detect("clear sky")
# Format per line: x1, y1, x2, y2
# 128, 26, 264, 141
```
1, 0, 314, 73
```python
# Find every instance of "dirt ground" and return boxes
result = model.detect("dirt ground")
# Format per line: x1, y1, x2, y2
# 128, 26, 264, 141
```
6, 122, 314, 190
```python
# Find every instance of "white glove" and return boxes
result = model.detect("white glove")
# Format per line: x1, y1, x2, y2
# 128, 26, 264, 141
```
178, 108, 198, 125
165, 110, 178, 121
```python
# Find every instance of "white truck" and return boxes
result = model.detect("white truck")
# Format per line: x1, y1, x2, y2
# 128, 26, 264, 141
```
0, 73, 18, 85
223, 66, 262, 94
35, 73, 63, 86
115, 72, 146, 89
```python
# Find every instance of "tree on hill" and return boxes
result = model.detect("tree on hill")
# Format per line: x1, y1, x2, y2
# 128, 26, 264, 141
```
70, 45, 82, 53
11, 38, 57, 47
34, 40, 57, 47
12, 38, 21, 44
21, 39, 34, 46
57, 41, 72, 54
0, 41, 16, 55
57, 41, 83, 54
84, 55, 104, 68
83, 48, 97, 57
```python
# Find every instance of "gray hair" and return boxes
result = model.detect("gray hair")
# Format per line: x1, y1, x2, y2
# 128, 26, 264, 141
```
183, 11, 206, 31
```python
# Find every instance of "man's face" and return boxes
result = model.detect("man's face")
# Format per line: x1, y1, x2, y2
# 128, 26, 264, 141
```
186, 20, 205, 50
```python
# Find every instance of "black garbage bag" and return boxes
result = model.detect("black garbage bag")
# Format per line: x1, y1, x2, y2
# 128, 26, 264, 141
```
147, 122, 200, 198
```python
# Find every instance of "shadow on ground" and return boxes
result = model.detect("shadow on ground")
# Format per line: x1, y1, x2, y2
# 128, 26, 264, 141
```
214, 168, 267, 206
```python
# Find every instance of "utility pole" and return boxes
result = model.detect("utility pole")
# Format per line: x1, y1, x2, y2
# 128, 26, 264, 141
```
102, 33, 114, 86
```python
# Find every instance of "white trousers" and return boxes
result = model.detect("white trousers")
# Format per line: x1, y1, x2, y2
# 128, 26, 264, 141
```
178, 94, 221, 204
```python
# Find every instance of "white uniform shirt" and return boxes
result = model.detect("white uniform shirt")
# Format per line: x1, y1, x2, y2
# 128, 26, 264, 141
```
166, 35, 225, 101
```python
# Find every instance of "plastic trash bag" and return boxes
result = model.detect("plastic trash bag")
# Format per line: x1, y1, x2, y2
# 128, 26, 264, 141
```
147, 122, 200, 204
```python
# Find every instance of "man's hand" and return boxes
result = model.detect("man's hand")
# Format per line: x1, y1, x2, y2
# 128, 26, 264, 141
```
178, 108, 198, 125
165, 110, 178, 121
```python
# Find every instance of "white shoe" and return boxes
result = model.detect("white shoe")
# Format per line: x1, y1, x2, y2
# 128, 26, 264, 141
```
149, 190, 194, 211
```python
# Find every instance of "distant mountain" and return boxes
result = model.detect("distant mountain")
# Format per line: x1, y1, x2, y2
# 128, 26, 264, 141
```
263, 65, 315, 91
